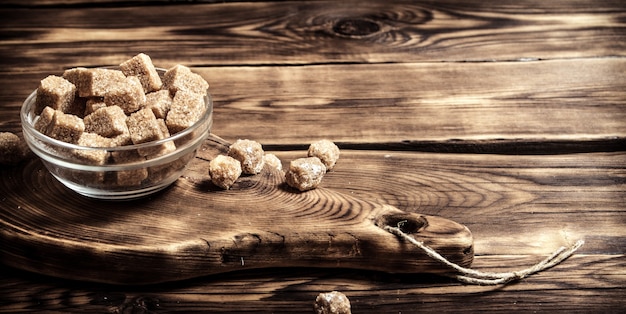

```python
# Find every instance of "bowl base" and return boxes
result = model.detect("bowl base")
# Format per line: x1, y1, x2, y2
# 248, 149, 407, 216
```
51, 173, 179, 201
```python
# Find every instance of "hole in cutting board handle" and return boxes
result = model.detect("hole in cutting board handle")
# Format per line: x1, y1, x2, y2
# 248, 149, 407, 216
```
374, 213, 428, 234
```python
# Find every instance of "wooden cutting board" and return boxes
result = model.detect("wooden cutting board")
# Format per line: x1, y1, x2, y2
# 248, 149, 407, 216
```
0, 135, 473, 285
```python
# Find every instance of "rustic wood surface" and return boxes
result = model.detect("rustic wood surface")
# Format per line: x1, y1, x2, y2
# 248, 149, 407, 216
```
0, 135, 474, 285
1, 0, 625, 313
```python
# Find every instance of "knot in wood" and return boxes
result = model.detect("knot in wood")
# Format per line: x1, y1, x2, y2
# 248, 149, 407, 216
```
375, 213, 428, 234
333, 18, 381, 37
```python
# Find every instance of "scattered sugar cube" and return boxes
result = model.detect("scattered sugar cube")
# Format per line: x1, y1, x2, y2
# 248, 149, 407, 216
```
119, 53, 163, 93
104, 76, 147, 114
209, 154, 242, 190
314, 291, 351, 314
263, 153, 282, 171
35, 75, 77, 115
145, 89, 172, 119
165, 90, 206, 134
285, 157, 326, 191
84, 105, 128, 138
308, 139, 340, 171
228, 139, 265, 175
163, 64, 209, 96
0, 132, 30, 165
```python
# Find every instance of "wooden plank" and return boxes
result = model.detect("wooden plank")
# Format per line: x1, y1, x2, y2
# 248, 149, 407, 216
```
1, 59, 625, 148
0, 137, 475, 285
271, 150, 626, 255
1, 255, 624, 312
0, 0, 624, 72
2, 142, 622, 285
0, 1, 623, 312
203, 59, 626, 146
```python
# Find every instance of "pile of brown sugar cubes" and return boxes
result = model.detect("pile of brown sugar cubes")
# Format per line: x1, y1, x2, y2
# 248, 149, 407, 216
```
32, 53, 209, 187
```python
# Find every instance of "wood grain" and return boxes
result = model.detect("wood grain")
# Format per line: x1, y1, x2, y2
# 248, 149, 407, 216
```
2, 59, 625, 149
1, 255, 624, 312
4, 140, 620, 284
203, 59, 626, 146
0, 0, 624, 71
270, 150, 626, 255
0, 136, 474, 285
0, 0, 623, 149
0, 0, 624, 312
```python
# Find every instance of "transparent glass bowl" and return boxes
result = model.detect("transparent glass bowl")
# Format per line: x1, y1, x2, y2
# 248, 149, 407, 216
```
20, 69, 212, 200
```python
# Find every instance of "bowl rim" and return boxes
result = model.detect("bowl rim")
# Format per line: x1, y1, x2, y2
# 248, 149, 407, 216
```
20, 67, 212, 153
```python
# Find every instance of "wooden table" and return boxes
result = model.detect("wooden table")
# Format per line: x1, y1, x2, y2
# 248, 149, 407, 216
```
1, 0, 624, 312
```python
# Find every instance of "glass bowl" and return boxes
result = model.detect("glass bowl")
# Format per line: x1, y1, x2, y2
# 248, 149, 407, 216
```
20, 69, 212, 200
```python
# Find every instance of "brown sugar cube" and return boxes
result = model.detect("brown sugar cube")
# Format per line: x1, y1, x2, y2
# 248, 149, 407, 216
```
34, 75, 77, 115
110, 148, 143, 163
110, 149, 148, 186
227, 139, 265, 175
146, 149, 193, 185
61, 67, 86, 86
34, 106, 56, 134
165, 90, 206, 134
68, 68, 127, 98
44, 110, 85, 144
314, 291, 351, 314
126, 108, 165, 156
157, 118, 175, 142
84, 105, 128, 138
111, 127, 132, 147
78, 132, 116, 148
119, 53, 163, 93
99, 110, 133, 147
69, 132, 116, 184
285, 157, 326, 192
62, 67, 89, 93
104, 76, 147, 114
308, 139, 340, 171
146, 119, 176, 158
0, 132, 30, 165
145, 89, 172, 119
209, 154, 242, 190
67, 168, 107, 187
74, 132, 115, 165
83, 98, 106, 116
263, 153, 283, 171
163, 64, 209, 96
115, 167, 148, 187
127, 108, 163, 144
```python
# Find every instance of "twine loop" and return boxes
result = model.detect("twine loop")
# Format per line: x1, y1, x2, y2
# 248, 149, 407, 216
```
384, 223, 584, 285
